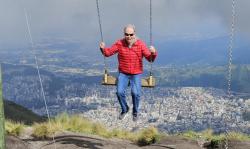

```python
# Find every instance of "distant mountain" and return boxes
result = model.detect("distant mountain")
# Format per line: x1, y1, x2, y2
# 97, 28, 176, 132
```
155, 64, 250, 94
4, 100, 45, 125
156, 36, 250, 65
1, 63, 101, 110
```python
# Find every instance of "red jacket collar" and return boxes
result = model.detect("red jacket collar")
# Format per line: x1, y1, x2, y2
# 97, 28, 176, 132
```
118, 38, 142, 47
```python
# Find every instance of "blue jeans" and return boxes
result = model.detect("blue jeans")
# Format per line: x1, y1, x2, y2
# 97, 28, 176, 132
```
116, 72, 141, 116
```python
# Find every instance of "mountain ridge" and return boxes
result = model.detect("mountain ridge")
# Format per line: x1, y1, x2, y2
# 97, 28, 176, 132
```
4, 99, 45, 124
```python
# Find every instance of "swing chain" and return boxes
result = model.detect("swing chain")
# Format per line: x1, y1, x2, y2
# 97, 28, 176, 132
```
225, 0, 236, 148
149, 0, 153, 75
227, 0, 235, 98
149, 0, 153, 47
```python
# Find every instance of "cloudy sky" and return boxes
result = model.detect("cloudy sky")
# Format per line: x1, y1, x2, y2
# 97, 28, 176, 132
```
0, 0, 249, 49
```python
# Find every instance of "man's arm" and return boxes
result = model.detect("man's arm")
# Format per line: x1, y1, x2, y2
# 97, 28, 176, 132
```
99, 41, 119, 57
141, 43, 157, 62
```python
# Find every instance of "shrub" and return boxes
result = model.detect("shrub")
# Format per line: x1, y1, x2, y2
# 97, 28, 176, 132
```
32, 113, 96, 139
137, 126, 160, 146
5, 120, 24, 136
182, 130, 201, 140
92, 123, 109, 137
227, 132, 250, 141
181, 129, 250, 148
32, 123, 50, 139
201, 129, 213, 140
110, 128, 138, 141
32, 122, 60, 139
54, 112, 69, 124
66, 115, 93, 134
30, 113, 165, 145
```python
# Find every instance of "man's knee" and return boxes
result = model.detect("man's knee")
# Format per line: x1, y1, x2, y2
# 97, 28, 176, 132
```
131, 92, 140, 97
117, 90, 125, 97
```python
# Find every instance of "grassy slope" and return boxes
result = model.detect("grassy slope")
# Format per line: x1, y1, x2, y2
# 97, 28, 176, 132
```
4, 100, 46, 125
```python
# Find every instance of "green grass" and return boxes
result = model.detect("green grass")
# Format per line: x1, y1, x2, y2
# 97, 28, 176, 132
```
5, 112, 250, 146
110, 128, 139, 141
32, 113, 109, 139
137, 126, 161, 146
32, 122, 58, 139
32, 113, 160, 145
181, 129, 250, 144
226, 132, 250, 141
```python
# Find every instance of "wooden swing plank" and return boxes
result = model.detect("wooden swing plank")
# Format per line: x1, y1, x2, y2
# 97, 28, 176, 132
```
141, 76, 155, 88
102, 75, 117, 85
102, 75, 155, 87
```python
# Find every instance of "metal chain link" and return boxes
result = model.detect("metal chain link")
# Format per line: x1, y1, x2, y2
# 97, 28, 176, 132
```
227, 0, 235, 98
96, 0, 107, 71
149, 0, 153, 75
148, 0, 156, 123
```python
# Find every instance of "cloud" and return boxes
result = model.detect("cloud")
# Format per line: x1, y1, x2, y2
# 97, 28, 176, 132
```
0, 0, 249, 49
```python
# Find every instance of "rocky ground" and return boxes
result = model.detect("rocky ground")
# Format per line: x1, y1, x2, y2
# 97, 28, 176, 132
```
6, 131, 250, 149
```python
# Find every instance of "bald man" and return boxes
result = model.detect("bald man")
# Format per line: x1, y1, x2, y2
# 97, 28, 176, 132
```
100, 24, 157, 122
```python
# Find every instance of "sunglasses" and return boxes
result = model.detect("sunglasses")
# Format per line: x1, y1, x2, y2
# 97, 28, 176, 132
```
124, 33, 134, 36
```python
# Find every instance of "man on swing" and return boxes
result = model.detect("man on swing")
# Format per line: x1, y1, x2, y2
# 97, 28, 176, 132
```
99, 24, 157, 122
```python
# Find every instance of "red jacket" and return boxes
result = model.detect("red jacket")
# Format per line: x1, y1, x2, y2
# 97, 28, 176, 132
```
102, 39, 157, 74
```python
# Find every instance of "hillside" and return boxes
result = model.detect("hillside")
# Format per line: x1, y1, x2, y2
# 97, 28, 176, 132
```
5, 132, 201, 149
155, 64, 250, 95
2, 101, 250, 149
5, 133, 203, 149
4, 100, 45, 124
5, 119, 250, 149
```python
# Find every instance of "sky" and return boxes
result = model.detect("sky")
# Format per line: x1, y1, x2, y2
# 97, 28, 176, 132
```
0, 0, 250, 49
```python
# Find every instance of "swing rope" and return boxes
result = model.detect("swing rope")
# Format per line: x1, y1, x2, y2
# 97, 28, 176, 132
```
96, 0, 107, 72
24, 8, 57, 149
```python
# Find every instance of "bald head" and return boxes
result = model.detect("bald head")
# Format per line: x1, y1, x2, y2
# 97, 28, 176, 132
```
123, 24, 137, 46
123, 24, 136, 33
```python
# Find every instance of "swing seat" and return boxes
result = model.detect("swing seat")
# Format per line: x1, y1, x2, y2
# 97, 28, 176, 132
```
102, 72, 155, 88
102, 73, 117, 85
141, 75, 155, 88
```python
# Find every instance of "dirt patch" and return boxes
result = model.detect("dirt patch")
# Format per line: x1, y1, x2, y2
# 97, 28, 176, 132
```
142, 136, 201, 149
6, 135, 29, 149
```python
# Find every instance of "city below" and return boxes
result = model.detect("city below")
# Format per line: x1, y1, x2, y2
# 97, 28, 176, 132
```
33, 86, 250, 134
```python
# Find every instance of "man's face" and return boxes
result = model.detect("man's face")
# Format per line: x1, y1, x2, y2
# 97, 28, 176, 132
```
124, 27, 135, 44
